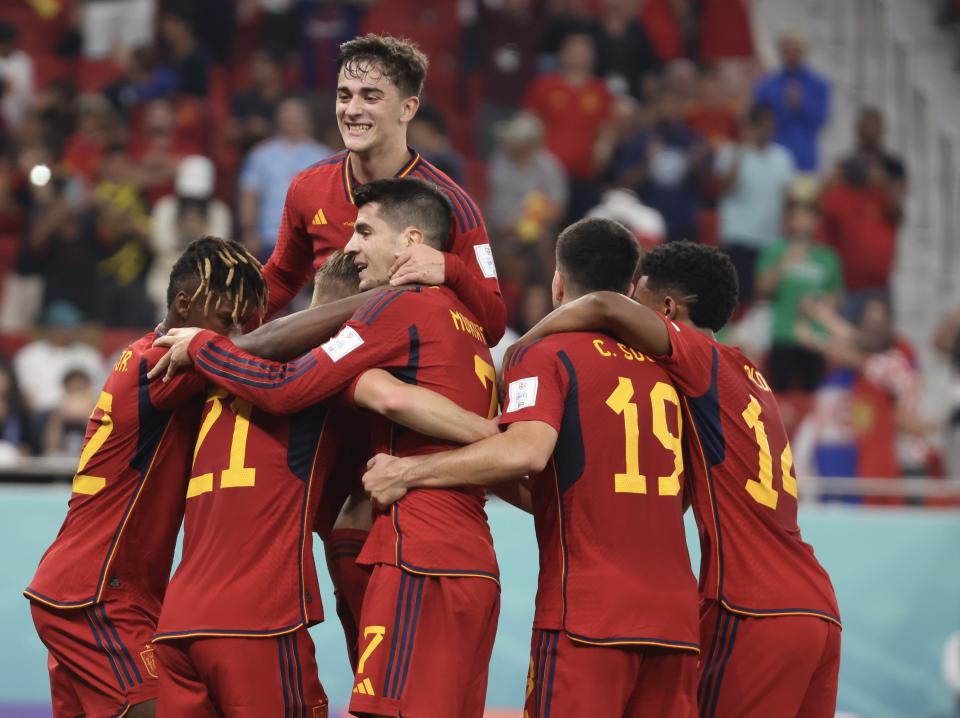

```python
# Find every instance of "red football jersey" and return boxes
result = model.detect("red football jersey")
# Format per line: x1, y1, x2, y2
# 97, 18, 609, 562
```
25, 333, 205, 612
185, 286, 499, 582
262, 149, 506, 343
656, 316, 840, 624
499, 332, 699, 651
154, 391, 336, 640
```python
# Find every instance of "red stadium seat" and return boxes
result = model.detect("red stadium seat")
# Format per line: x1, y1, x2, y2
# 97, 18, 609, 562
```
31, 53, 71, 90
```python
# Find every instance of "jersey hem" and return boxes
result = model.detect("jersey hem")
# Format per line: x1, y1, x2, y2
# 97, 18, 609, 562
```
720, 599, 842, 627
152, 622, 305, 642
566, 631, 700, 653
23, 589, 97, 609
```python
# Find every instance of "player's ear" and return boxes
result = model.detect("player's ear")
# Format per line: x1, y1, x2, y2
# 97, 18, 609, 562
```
404, 227, 424, 247
173, 291, 192, 322
551, 271, 564, 308
662, 295, 678, 320
400, 96, 420, 124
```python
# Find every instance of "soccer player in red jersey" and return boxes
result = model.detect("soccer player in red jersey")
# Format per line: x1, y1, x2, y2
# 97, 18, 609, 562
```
24, 238, 269, 718
154, 178, 502, 717
261, 34, 506, 343
362, 218, 701, 718
150, 249, 496, 717
509, 241, 842, 718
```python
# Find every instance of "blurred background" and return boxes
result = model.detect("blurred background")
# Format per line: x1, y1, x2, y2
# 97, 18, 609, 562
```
0, 0, 957, 716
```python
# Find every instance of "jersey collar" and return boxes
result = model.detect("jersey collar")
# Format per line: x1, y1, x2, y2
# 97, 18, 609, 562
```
342, 148, 422, 205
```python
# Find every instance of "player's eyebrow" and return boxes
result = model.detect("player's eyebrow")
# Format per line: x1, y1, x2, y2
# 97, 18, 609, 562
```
337, 85, 385, 97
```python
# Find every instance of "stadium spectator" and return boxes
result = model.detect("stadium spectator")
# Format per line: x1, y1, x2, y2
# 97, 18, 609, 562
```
597, 0, 660, 98
934, 307, 960, 478
407, 106, 465, 185
128, 98, 198, 203
609, 85, 709, 242
229, 50, 286, 153
238, 97, 331, 260
41, 368, 97, 459
470, 0, 542, 157
524, 31, 613, 221
538, 0, 603, 68
159, 9, 212, 97
13, 301, 105, 415
638, 0, 700, 62
821, 108, 904, 298
685, 65, 739, 148
755, 199, 843, 392
147, 155, 231, 317
81, 0, 156, 59
61, 94, 117, 184
104, 46, 179, 120
586, 187, 666, 250
754, 30, 830, 172
0, 22, 34, 132
716, 104, 795, 301
257, 0, 305, 61
486, 113, 568, 241
30, 79, 79, 157
800, 296, 933, 487
0, 358, 38, 458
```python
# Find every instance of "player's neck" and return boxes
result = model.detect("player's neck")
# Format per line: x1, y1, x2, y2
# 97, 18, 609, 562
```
349, 141, 413, 184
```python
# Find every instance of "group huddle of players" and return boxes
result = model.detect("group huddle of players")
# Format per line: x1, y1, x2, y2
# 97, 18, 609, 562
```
23, 33, 841, 718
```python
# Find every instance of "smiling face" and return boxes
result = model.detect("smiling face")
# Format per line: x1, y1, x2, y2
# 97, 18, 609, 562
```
336, 61, 419, 155
344, 202, 409, 290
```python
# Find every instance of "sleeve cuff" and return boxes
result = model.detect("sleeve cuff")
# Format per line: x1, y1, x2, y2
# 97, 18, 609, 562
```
443, 252, 467, 287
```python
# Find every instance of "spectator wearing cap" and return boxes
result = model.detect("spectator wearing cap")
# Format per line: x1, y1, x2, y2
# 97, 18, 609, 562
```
147, 155, 231, 316
587, 188, 665, 251
238, 97, 331, 260
13, 301, 105, 415
716, 104, 795, 302
524, 31, 614, 222
754, 30, 830, 172
486, 112, 568, 245
81, 0, 156, 59
0, 23, 34, 131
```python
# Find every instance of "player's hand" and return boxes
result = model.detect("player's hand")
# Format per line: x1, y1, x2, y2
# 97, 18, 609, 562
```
149, 327, 202, 382
362, 453, 410, 511
389, 244, 445, 287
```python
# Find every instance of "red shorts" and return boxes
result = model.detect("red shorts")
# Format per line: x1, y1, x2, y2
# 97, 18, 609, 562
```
154, 628, 327, 718
698, 602, 841, 718
30, 598, 158, 718
348, 564, 500, 718
524, 629, 698, 718
324, 528, 372, 671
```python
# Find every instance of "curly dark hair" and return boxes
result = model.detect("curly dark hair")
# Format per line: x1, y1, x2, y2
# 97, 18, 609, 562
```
338, 34, 429, 98
640, 241, 739, 332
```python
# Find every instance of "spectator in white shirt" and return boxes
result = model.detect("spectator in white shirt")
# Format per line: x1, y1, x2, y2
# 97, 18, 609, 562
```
0, 23, 34, 130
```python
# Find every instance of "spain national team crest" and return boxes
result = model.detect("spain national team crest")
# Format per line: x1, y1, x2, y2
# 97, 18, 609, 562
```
140, 646, 158, 678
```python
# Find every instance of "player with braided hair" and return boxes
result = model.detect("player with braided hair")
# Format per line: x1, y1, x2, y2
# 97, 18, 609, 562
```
506, 239, 841, 718
25, 237, 267, 718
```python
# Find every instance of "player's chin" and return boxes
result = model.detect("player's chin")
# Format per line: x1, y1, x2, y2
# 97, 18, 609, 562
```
341, 128, 378, 152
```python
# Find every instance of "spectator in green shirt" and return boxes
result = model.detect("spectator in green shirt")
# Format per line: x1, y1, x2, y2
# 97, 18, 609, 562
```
756, 199, 843, 392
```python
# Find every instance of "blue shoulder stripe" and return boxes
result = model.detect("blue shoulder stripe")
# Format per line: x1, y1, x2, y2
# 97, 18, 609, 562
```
353, 288, 393, 324
199, 343, 315, 380
196, 351, 319, 388
362, 289, 408, 326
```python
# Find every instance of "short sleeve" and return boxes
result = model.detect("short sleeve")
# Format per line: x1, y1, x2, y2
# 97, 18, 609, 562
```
653, 315, 716, 398
499, 343, 568, 432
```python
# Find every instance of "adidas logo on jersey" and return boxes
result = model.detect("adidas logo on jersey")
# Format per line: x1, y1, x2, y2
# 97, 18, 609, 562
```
353, 677, 375, 695
311, 208, 328, 225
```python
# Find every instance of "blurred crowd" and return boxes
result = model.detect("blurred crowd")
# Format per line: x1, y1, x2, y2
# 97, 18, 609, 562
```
0, 0, 954, 490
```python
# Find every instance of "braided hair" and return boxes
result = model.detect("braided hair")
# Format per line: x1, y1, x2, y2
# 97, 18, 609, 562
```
167, 237, 269, 324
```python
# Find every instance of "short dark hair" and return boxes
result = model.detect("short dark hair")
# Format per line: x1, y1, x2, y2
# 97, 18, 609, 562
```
555, 218, 640, 295
313, 250, 359, 304
167, 237, 268, 322
353, 178, 452, 251
338, 34, 429, 98
640, 241, 739, 332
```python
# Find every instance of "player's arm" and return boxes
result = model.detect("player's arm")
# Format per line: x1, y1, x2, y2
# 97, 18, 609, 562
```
151, 290, 413, 414
144, 347, 208, 410
233, 289, 378, 361
508, 291, 671, 361
352, 369, 498, 445
362, 421, 557, 510
390, 219, 507, 345
259, 177, 315, 318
